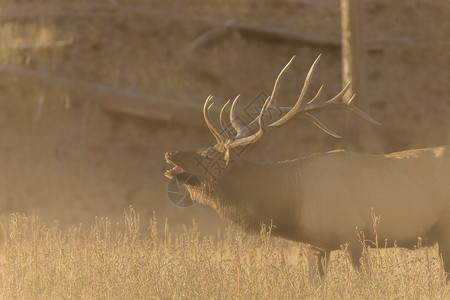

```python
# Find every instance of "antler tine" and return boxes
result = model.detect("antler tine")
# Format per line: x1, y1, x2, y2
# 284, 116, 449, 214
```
324, 91, 380, 125
219, 100, 233, 139
274, 84, 323, 113
297, 54, 322, 105
348, 105, 382, 126
269, 54, 322, 128
308, 84, 324, 104
302, 112, 342, 138
226, 94, 272, 149
230, 94, 274, 139
230, 94, 245, 136
325, 81, 351, 103
203, 95, 224, 144
301, 87, 381, 126
266, 55, 296, 109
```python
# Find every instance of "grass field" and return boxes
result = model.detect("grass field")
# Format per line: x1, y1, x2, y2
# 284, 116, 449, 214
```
0, 208, 447, 299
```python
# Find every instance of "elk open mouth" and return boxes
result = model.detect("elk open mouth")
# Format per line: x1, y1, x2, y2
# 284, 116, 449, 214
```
164, 164, 184, 179
164, 153, 201, 186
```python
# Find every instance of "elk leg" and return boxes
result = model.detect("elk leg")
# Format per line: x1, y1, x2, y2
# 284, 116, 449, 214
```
347, 240, 363, 271
303, 247, 324, 279
317, 250, 330, 278
436, 217, 450, 278
439, 242, 450, 280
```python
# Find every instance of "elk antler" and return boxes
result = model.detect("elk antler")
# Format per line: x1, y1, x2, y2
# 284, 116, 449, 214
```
203, 54, 381, 162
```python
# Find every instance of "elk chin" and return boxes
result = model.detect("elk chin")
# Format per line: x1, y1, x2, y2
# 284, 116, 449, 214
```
174, 172, 202, 187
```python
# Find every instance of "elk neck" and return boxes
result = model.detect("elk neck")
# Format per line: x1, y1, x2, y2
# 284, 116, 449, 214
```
187, 157, 305, 240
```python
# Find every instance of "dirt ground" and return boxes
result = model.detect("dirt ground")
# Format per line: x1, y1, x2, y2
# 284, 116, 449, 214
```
0, 0, 449, 233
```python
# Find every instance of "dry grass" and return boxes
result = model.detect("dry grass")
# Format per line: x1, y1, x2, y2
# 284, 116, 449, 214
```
0, 207, 447, 299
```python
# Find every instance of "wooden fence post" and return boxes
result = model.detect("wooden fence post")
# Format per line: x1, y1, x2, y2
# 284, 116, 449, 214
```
341, 0, 382, 153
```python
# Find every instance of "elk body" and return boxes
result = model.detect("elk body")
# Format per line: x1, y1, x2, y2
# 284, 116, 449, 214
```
165, 55, 450, 276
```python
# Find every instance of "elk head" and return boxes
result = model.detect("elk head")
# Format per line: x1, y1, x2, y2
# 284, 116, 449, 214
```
165, 54, 379, 210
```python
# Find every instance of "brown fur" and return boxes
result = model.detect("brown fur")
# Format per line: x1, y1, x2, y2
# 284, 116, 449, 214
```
165, 145, 450, 275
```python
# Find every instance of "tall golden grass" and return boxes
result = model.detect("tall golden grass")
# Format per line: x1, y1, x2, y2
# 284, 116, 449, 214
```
0, 207, 447, 299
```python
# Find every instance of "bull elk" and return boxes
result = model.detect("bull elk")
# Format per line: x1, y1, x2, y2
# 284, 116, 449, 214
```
164, 54, 450, 276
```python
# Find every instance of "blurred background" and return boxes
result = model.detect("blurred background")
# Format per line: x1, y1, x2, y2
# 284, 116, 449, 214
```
0, 0, 449, 233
